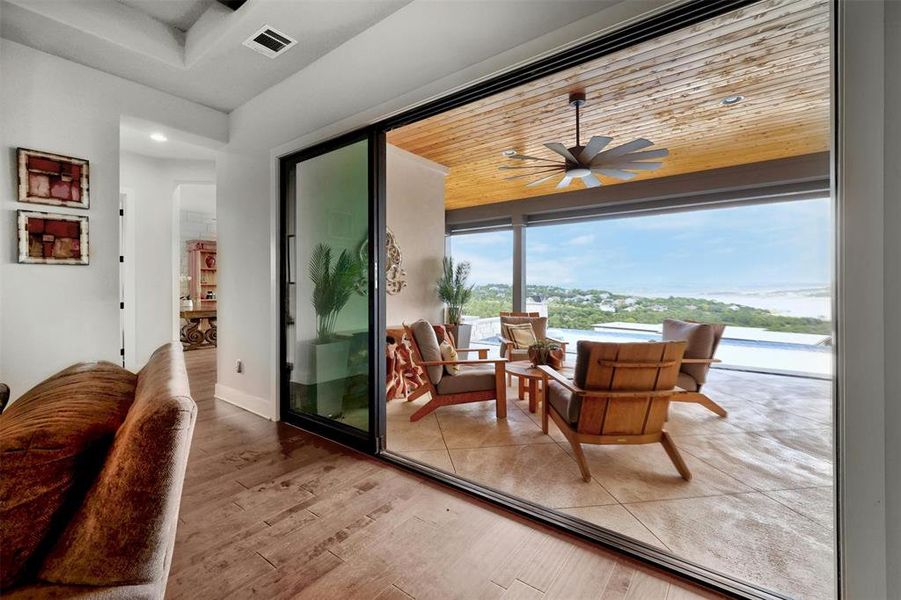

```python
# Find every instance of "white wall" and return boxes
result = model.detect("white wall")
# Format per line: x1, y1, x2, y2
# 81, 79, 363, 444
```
215, 150, 273, 417
385, 145, 447, 326
839, 1, 898, 597
883, 0, 900, 592
119, 153, 215, 367
0, 40, 227, 399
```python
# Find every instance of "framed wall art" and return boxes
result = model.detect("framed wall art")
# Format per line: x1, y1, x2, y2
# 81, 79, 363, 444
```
17, 148, 90, 208
17, 210, 89, 265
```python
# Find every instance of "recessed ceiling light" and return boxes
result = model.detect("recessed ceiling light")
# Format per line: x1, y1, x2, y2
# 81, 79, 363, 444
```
150, 132, 168, 142
502, 149, 517, 157
720, 95, 744, 106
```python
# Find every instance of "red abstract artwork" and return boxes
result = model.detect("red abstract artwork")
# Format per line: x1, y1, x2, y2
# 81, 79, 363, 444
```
17, 148, 90, 208
17, 211, 89, 265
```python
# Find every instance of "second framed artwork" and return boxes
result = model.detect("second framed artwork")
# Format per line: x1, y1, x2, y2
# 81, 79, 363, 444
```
17, 210, 89, 265
17, 148, 90, 208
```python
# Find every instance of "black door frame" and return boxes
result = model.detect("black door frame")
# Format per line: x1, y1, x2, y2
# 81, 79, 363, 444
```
277, 0, 835, 597
278, 128, 386, 454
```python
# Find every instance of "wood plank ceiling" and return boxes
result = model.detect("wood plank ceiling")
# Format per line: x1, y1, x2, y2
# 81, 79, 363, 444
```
387, 0, 830, 210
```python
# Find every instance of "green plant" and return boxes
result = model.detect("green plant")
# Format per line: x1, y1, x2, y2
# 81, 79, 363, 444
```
436, 256, 473, 325
528, 339, 563, 367
309, 243, 362, 343
529, 339, 561, 351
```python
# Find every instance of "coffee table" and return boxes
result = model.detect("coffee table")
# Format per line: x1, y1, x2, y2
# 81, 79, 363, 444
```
506, 360, 573, 413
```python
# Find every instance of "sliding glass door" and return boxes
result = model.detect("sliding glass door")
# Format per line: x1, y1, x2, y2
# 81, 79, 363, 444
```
280, 133, 384, 451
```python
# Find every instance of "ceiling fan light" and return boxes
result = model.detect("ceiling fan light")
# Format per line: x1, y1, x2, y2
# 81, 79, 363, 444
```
566, 167, 591, 178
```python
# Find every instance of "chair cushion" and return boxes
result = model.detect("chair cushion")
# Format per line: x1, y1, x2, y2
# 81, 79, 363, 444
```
411, 319, 443, 385
547, 380, 581, 425
662, 319, 719, 385
0, 362, 137, 590
572, 340, 594, 389
436, 366, 496, 395
506, 348, 530, 361
440, 341, 460, 375
507, 323, 537, 349
677, 371, 699, 392
501, 316, 548, 342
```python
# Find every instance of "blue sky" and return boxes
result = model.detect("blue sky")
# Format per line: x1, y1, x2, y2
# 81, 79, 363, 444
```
448, 198, 832, 294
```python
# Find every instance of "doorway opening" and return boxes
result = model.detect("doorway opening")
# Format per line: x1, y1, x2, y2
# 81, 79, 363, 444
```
119, 117, 219, 373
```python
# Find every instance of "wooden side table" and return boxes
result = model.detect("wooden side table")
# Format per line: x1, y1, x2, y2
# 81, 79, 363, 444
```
506, 360, 573, 413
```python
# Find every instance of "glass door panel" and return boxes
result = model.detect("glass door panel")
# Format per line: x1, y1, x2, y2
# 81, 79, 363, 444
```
283, 138, 372, 436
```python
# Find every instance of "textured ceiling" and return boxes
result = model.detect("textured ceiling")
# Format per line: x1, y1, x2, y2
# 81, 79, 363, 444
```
388, 0, 830, 210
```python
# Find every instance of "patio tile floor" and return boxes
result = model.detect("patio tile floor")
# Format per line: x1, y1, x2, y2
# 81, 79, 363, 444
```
386, 368, 835, 599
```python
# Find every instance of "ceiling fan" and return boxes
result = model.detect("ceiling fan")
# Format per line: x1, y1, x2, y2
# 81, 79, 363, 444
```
499, 92, 668, 189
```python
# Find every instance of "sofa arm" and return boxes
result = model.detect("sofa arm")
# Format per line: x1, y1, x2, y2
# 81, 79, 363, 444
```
37, 344, 196, 590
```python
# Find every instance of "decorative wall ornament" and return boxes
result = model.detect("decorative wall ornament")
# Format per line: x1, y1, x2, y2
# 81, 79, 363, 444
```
17, 148, 90, 208
384, 228, 407, 296
17, 210, 89, 265
356, 228, 407, 296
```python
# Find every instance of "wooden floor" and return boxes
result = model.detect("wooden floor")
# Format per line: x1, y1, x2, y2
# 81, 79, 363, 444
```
168, 348, 720, 599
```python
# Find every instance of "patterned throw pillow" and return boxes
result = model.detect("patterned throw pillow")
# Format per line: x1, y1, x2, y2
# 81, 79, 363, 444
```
0, 362, 137, 590
507, 323, 538, 349
440, 340, 460, 375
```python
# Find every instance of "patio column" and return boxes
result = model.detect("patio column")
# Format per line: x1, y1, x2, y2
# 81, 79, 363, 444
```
512, 215, 526, 312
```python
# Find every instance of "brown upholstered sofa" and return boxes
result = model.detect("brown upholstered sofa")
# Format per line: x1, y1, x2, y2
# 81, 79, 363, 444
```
0, 343, 196, 599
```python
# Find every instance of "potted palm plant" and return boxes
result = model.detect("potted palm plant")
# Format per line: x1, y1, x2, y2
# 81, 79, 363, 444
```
436, 256, 474, 348
309, 243, 362, 418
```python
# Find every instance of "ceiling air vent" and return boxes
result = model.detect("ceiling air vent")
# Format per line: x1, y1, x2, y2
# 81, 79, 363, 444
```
243, 26, 296, 58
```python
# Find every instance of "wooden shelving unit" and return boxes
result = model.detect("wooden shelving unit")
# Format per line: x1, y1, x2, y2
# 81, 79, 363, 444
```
187, 240, 217, 305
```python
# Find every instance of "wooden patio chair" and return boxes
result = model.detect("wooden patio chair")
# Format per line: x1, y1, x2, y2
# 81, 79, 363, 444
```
404, 319, 507, 422
499, 312, 567, 386
538, 340, 691, 482
662, 319, 728, 417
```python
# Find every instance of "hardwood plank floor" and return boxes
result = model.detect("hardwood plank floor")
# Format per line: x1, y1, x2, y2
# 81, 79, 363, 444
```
168, 349, 721, 599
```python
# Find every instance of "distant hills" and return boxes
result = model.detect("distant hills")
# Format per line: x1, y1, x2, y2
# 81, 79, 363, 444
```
465, 284, 831, 335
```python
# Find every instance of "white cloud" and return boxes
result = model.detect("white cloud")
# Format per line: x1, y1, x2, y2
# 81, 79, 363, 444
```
566, 234, 595, 246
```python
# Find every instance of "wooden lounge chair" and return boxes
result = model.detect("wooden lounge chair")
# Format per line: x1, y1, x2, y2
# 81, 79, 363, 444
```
404, 319, 507, 422
539, 340, 691, 482
662, 319, 727, 417
499, 312, 567, 386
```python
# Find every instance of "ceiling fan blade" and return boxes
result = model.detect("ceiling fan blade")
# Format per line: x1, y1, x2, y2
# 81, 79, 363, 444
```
556, 174, 573, 189
613, 148, 669, 161
578, 136, 612, 163
582, 173, 602, 188
509, 154, 562, 163
544, 142, 578, 163
590, 138, 654, 164
504, 168, 562, 180
603, 161, 663, 171
525, 174, 560, 187
592, 168, 637, 180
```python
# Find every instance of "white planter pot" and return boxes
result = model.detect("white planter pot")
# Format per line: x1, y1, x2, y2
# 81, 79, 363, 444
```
454, 323, 473, 349
314, 339, 350, 418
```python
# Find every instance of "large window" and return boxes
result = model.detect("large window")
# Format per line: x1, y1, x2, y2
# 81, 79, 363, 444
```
526, 199, 832, 375
446, 229, 513, 351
